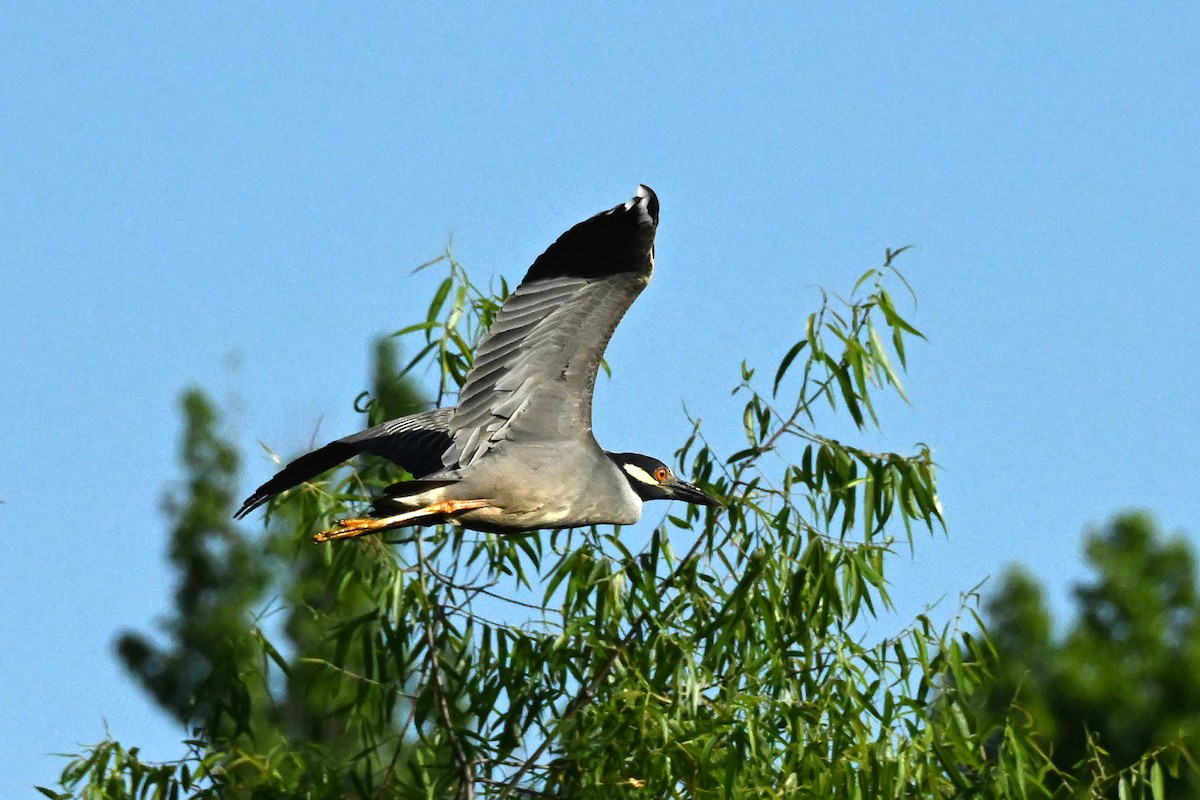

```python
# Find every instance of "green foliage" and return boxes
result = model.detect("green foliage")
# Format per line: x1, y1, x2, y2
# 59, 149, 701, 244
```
86, 338, 432, 796
49, 248, 1170, 799
115, 389, 269, 730
967, 512, 1199, 798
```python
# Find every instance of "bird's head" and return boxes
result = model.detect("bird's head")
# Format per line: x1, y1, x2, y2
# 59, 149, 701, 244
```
608, 452, 721, 508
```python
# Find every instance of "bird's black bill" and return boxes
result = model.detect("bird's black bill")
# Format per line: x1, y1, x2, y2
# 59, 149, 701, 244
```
669, 480, 722, 508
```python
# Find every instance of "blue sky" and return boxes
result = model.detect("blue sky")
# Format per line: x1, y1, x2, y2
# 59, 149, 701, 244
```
3, 4, 1198, 793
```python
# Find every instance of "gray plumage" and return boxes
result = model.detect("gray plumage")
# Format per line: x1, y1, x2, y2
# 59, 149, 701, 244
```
236, 185, 718, 540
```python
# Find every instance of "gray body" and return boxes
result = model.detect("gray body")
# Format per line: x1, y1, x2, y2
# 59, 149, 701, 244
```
236, 185, 718, 534
398, 441, 644, 531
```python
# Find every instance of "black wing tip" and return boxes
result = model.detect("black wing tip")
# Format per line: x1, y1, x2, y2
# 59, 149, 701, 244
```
522, 185, 660, 282
230, 413, 455, 522
233, 493, 267, 520
631, 184, 659, 227
229, 440, 358, 521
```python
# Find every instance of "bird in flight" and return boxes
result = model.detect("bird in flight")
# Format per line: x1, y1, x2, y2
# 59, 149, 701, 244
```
236, 185, 719, 541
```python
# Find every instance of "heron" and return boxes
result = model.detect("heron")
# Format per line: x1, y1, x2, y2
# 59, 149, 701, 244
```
235, 185, 719, 541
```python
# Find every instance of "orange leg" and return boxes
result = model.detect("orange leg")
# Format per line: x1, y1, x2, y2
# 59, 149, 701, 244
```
313, 499, 490, 543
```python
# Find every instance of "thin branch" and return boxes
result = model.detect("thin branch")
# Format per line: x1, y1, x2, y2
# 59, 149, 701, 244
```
417, 530, 477, 800
496, 524, 717, 797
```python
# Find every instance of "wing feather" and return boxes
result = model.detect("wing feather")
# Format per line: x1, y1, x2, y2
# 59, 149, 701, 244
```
235, 407, 453, 518
445, 186, 658, 468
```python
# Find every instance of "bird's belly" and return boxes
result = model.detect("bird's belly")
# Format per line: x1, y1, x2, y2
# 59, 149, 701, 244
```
455, 499, 587, 532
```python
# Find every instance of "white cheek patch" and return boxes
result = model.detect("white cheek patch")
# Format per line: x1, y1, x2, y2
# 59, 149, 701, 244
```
621, 463, 659, 487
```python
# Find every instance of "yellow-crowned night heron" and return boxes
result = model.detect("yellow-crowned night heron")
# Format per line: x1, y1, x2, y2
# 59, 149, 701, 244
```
235, 185, 719, 541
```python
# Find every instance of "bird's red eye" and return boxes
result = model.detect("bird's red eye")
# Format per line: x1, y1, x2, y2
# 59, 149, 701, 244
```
654, 467, 669, 482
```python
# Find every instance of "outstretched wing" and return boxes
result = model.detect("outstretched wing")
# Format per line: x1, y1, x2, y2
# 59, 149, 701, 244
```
234, 407, 454, 518
446, 185, 659, 468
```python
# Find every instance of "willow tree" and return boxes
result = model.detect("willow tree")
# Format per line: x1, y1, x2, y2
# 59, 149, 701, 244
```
44, 250, 1130, 799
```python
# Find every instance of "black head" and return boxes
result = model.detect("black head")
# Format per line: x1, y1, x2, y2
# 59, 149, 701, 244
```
608, 452, 721, 508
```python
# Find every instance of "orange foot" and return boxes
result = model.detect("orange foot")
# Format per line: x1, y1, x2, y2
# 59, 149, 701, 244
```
312, 499, 490, 543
